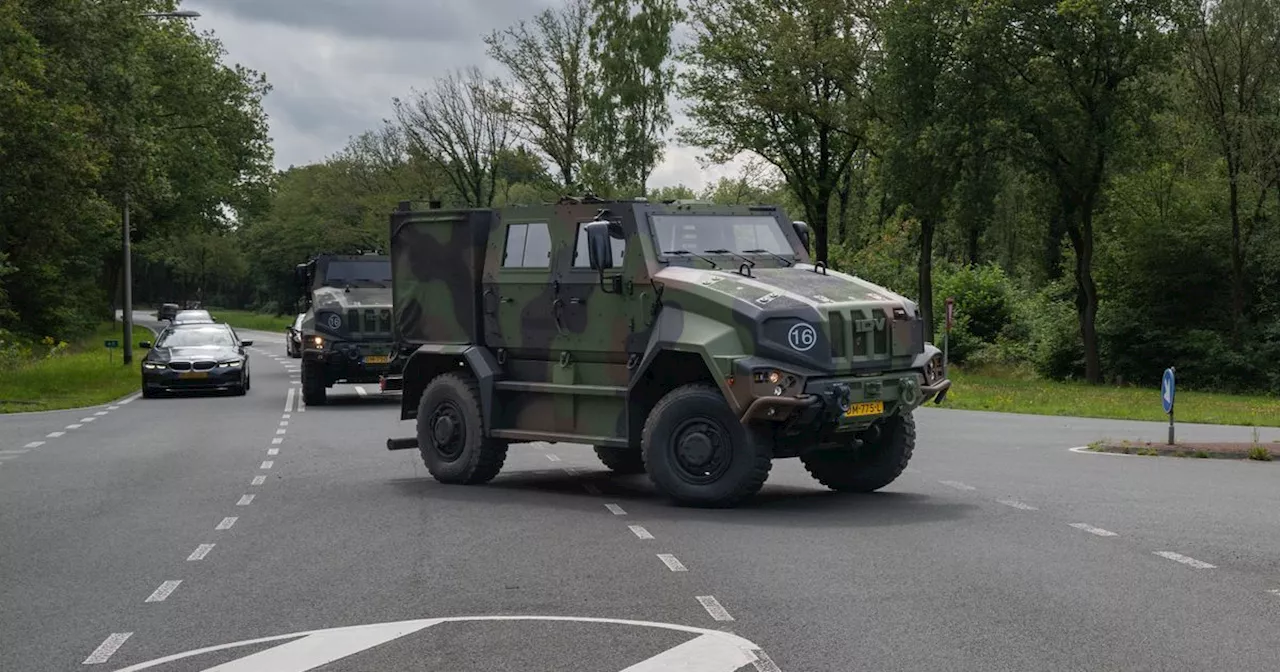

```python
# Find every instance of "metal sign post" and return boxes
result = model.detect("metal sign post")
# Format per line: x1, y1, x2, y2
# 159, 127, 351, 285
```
1161, 367, 1176, 445
105, 339, 119, 364
943, 297, 954, 377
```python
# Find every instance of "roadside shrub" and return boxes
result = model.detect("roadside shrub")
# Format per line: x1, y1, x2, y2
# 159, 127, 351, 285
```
931, 262, 1017, 363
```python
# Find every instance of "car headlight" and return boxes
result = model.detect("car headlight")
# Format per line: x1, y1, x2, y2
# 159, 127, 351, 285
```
218, 359, 244, 368
142, 362, 162, 370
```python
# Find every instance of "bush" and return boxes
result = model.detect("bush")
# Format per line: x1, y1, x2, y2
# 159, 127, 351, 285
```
931, 262, 1018, 363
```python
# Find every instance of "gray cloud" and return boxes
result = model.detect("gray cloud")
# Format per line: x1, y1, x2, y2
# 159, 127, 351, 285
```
206, 0, 552, 42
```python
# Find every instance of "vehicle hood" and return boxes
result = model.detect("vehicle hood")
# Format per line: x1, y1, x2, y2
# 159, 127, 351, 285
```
652, 264, 916, 314
146, 345, 241, 363
312, 286, 392, 310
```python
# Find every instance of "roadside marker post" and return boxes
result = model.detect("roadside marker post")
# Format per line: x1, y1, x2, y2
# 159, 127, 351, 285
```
1161, 366, 1176, 445
104, 339, 119, 364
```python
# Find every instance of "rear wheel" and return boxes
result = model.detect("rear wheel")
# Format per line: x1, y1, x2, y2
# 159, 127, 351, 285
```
416, 372, 507, 484
302, 360, 326, 405
800, 412, 916, 493
593, 446, 645, 474
641, 384, 771, 508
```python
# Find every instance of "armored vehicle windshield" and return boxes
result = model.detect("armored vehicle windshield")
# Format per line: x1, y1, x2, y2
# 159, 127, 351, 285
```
318, 259, 392, 287
650, 213, 796, 257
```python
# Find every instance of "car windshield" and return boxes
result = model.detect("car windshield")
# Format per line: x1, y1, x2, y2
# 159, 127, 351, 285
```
322, 259, 391, 286
156, 327, 236, 348
649, 215, 794, 257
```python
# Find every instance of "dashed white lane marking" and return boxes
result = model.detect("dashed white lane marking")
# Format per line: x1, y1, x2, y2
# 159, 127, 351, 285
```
1070, 523, 1118, 537
252, 476, 266, 486
23, 441, 45, 448
629, 525, 655, 540
144, 580, 181, 603
583, 484, 602, 496
1154, 551, 1216, 569
80, 417, 96, 422
107, 406, 119, 410
940, 480, 976, 491
696, 595, 734, 622
268, 448, 279, 456
997, 499, 1038, 511
279, 420, 289, 427
271, 438, 283, 445
66, 424, 83, 429
1267, 589, 1280, 597
94, 411, 108, 416
82, 632, 133, 664
284, 388, 295, 413
546, 454, 561, 462
261, 460, 274, 469
187, 544, 215, 561
216, 517, 237, 530
237, 494, 255, 506
657, 553, 688, 572
275, 429, 286, 435
605, 503, 626, 515
282, 413, 291, 419
355, 386, 368, 397
46, 431, 65, 438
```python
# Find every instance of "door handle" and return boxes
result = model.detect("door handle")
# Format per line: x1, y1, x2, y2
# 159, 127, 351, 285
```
500, 297, 514, 303
568, 298, 584, 305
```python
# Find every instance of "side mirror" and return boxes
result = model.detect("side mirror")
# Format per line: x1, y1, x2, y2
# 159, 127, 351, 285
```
139, 341, 151, 349
241, 340, 254, 347
294, 263, 308, 286
792, 221, 811, 251
584, 221, 614, 271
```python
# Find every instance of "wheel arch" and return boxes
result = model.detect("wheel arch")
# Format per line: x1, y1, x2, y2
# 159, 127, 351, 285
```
401, 345, 499, 432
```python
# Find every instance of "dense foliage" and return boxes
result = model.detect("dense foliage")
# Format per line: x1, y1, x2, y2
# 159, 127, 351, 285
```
4, 0, 1279, 395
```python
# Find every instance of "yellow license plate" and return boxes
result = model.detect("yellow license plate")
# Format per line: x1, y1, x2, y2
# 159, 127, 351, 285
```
844, 401, 884, 417
364, 355, 389, 364
179, 371, 208, 379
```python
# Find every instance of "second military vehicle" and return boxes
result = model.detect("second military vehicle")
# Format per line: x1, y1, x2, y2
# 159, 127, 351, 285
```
385, 198, 951, 507
294, 253, 398, 405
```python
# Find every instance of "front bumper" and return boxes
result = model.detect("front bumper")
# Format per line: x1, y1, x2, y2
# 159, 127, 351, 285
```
143, 366, 245, 391
302, 346, 394, 384
740, 371, 952, 428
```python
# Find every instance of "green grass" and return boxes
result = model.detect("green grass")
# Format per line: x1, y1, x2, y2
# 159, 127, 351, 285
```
0, 322, 156, 413
944, 365, 1280, 427
207, 308, 293, 333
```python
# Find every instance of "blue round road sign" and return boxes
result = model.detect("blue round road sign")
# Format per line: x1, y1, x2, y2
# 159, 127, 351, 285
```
1161, 367, 1175, 414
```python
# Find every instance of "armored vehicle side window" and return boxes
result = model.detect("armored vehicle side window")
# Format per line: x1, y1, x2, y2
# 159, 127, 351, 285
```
502, 222, 553, 268
572, 221, 626, 268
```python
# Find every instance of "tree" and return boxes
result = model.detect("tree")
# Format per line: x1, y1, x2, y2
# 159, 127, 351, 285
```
973, 0, 1178, 383
485, 0, 593, 189
679, 0, 877, 263
393, 67, 514, 208
587, 0, 683, 196
1182, 0, 1280, 335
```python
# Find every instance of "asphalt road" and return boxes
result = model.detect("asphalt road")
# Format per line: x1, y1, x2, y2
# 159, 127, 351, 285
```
2, 315, 1279, 671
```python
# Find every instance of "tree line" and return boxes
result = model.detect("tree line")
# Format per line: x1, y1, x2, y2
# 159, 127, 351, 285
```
4, 0, 1278, 395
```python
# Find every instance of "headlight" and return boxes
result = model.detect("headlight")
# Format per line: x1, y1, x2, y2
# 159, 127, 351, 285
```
142, 362, 162, 370
218, 359, 244, 368
312, 336, 324, 347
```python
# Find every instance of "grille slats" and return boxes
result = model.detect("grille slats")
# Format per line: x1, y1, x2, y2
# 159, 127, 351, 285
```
169, 361, 191, 371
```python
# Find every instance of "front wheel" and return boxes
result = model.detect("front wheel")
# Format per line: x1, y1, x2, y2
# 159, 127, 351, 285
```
416, 373, 507, 484
641, 384, 771, 508
301, 360, 326, 405
800, 412, 916, 493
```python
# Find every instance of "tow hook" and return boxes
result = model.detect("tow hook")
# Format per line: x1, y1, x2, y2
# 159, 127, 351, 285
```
829, 383, 852, 419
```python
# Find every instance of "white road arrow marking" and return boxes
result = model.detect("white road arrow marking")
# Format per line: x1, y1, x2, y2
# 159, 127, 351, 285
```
620, 633, 756, 671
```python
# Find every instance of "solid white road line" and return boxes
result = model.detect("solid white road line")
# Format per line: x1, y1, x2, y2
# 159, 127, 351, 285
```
696, 595, 734, 622
657, 554, 688, 572
605, 503, 626, 515
145, 580, 181, 603
997, 499, 1038, 511
46, 431, 65, 438
82, 632, 133, 665
119, 394, 139, 404
66, 424, 82, 429
629, 525, 655, 540
271, 438, 283, 445
583, 484, 602, 496
940, 480, 976, 491
751, 650, 783, 672
1070, 523, 1118, 537
284, 388, 295, 413
252, 475, 266, 485
237, 494, 255, 506
268, 448, 279, 456
216, 517, 238, 530
546, 454, 561, 462
261, 460, 274, 469
355, 386, 368, 396
187, 544, 215, 561
298, 393, 305, 413
0, 449, 30, 455
1154, 551, 1216, 569
23, 441, 45, 448
1069, 445, 1136, 457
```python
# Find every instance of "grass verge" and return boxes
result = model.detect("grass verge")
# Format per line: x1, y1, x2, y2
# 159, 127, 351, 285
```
944, 366, 1280, 427
0, 321, 156, 413
208, 308, 293, 333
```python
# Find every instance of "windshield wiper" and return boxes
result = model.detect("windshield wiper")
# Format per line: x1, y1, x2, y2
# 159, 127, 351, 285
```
663, 249, 718, 269
743, 249, 794, 267
704, 249, 757, 267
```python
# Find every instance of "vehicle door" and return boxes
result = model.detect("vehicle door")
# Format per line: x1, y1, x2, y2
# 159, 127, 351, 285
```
482, 218, 559, 377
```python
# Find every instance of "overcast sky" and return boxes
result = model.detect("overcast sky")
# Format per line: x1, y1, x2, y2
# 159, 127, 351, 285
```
184, 0, 749, 192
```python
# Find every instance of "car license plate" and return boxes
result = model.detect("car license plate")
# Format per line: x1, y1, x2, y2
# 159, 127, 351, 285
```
179, 371, 208, 380
364, 355, 389, 364
844, 401, 883, 417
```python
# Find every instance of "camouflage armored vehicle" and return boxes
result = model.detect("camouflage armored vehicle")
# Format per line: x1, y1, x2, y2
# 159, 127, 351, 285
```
385, 198, 951, 507
294, 253, 398, 405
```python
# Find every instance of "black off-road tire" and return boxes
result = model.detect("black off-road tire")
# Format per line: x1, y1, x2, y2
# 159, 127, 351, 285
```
801, 412, 916, 493
416, 372, 507, 485
301, 360, 326, 406
593, 446, 645, 474
641, 384, 772, 508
